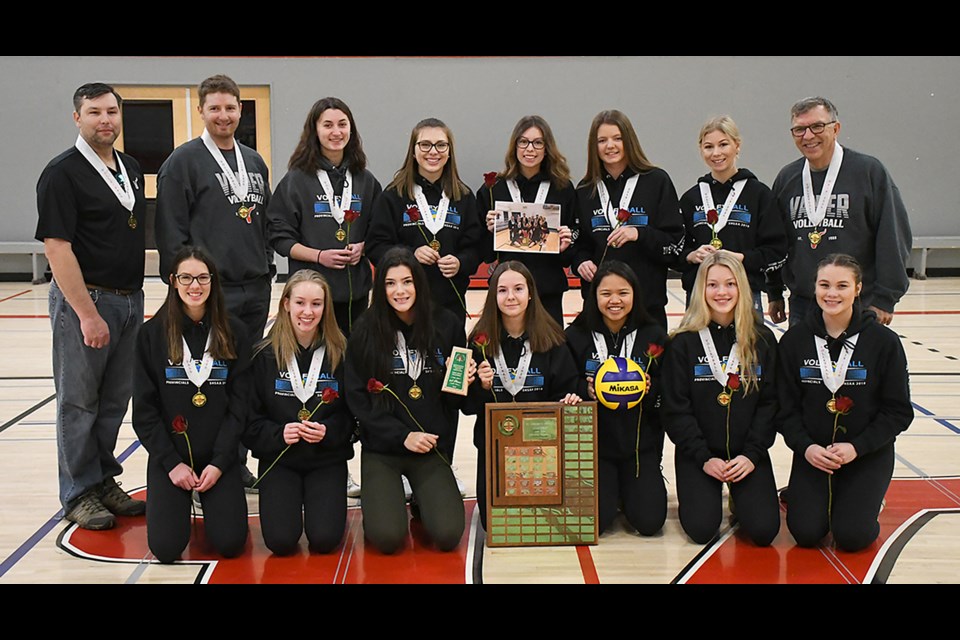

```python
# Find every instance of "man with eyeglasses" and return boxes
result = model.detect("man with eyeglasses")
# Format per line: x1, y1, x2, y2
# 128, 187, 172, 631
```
767, 96, 911, 326
36, 83, 148, 530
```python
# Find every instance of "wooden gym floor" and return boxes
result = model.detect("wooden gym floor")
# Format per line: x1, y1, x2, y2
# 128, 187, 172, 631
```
0, 275, 957, 584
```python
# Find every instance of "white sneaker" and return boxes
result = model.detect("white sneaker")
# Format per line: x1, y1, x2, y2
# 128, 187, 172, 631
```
402, 475, 413, 501
346, 472, 361, 498
454, 471, 467, 497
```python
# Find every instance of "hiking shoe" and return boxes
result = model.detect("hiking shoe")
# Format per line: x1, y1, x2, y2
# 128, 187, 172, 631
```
64, 491, 115, 530
347, 472, 361, 498
99, 478, 146, 516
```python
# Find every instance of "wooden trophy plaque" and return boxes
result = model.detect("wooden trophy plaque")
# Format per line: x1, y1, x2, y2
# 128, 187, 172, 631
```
483, 401, 598, 547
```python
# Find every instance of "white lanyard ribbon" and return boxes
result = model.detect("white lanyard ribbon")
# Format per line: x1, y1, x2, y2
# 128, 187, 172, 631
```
493, 339, 533, 398
74, 135, 134, 212
814, 333, 860, 394
506, 179, 550, 205
699, 179, 747, 233
801, 142, 843, 228
181, 332, 214, 389
413, 185, 450, 237
287, 346, 326, 405
317, 169, 353, 225
395, 331, 423, 385
201, 128, 249, 203
698, 327, 740, 386
597, 174, 639, 228
591, 329, 637, 362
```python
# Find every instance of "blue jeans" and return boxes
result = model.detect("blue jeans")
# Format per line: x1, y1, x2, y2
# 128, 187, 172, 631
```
50, 280, 143, 509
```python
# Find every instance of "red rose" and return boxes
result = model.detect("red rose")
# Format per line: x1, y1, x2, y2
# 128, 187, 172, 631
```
726, 372, 741, 391
343, 209, 360, 224
172, 415, 188, 434
617, 208, 631, 224
834, 395, 854, 414
473, 332, 490, 348
706, 209, 719, 225
645, 342, 664, 360
321, 387, 340, 404
405, 206, 421, 223
483, 172, 498, 188
367, 378, 385, 393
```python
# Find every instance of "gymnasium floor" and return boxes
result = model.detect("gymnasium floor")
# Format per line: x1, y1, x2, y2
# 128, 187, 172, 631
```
0, 274, 957, 584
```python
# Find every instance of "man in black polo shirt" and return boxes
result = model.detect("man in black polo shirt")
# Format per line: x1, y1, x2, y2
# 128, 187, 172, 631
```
36, 83, 147, 530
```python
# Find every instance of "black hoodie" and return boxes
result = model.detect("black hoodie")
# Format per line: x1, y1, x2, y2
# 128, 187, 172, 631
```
775, 300, 913, 456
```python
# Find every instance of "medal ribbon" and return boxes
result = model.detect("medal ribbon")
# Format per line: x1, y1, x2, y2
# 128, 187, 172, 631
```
493, 339, 533, 398
413, 185, 450, 238
591, 329, 637, 362
698, 327, 740, 386
597, 174, 639, 228
698, 179, 747, 234
287, 346, 326, 405
395, 331, 423, 387
814, 333, 860, 394
317, 169, 353, 226
201, 129, 249, 203
181, 332, 214, 389
74, 135, 134, 212
506, 179, 550, 205
801, 141, 843, 228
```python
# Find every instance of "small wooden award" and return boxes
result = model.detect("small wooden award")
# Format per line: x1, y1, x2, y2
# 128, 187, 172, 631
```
441, 346, 472, 396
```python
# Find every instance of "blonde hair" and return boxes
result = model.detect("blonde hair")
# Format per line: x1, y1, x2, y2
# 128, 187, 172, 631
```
259, 269, 346, 373
672, 251, 762, 394
698, 114, 742, 146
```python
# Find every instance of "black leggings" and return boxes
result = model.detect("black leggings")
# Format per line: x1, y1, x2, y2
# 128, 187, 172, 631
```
146, 460, 248, 564
674, 449, 780, 546
256, 460, 347, 555
598, 454, 666, 535
786, 443, 893, 552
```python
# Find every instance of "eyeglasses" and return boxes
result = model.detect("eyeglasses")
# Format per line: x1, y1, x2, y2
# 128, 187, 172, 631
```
790, 121, 837, 137
175, 273, 212, 286
516, 138, 545, 150
416, 140, 449, 153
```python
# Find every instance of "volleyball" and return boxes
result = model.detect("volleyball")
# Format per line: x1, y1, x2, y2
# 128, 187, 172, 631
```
594, 356, 647, 410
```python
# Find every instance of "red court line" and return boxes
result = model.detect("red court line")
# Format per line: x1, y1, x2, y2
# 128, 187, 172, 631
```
0, 290, 31, 304
575, 545, 600, 584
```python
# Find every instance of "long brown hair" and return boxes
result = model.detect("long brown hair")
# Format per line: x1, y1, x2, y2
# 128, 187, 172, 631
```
258, 269, 346, 372
164, 246, 236, 364
468, 261, 566, 355
287, 97, 367, 174
385, 117, 468, 201
671, 251, 762, 394
500, 115, 571, 188
581, 109, 656, 191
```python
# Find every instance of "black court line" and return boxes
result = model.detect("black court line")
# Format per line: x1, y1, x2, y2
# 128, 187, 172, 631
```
0, 376, 54, 380
0, 393, 56, 434
869, 511, 958, 584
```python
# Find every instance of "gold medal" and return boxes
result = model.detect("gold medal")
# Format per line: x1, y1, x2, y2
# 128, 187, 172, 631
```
128, 215, 137, 230
429, 239, 441, 252
298, 407, 311, 421
408, 384, 423, 400
808, 230, 822, 249
192, 391, 207, 407
710, 237, 723, 250
336, 227, 346, 242
826, 397, 837, 414
237, 205, 250, 220
717, 392, 731, 407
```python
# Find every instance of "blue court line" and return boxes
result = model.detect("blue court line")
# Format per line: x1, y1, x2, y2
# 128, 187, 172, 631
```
913, 402, 960, 434
0, 439, 142, 579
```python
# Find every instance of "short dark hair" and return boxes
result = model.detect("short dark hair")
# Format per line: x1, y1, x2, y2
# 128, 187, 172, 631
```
73, 83, 122, 112
817, 252, 862, 285
790, 96, 839, 121
198, 74, 240, 106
